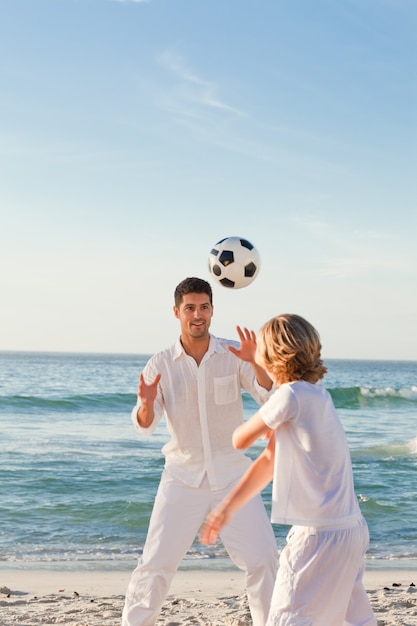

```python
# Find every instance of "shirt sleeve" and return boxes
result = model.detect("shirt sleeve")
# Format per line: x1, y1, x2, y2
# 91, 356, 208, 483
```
259, 383, 299, 429
238, 358, 275, 405
253, 375, 276, 404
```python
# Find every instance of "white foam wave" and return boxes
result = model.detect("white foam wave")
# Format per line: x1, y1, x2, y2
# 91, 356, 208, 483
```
360, 386, 417, 401
407, 436, 417, 455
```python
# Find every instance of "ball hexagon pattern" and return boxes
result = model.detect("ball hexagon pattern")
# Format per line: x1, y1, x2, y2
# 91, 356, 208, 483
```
208, 237, 261, 289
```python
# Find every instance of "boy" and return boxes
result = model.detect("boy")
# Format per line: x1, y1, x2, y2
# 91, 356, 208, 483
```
201, 314, 376, 625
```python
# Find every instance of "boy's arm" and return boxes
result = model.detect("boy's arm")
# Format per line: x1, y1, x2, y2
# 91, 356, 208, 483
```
233, 411, 273, 450
200, 437, 275, 545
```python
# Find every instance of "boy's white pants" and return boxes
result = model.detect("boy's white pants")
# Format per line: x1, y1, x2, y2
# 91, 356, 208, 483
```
122, 471, 277, 626
267, 516, 377, 626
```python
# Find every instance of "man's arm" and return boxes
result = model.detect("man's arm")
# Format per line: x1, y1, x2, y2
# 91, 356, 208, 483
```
134, 372, 161, 428
250, 359, 273, 391
228, 326, 273, 390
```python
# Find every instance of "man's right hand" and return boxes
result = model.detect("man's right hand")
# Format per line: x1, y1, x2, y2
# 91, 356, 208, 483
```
136, 372, 161, 427
138, 372, 161, 405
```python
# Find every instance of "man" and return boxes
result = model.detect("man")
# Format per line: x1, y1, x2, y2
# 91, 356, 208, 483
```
122, 277, 277, 626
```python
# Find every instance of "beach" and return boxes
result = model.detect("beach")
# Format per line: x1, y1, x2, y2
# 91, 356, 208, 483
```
2, 566, 417, 625
2, 354, 417, 624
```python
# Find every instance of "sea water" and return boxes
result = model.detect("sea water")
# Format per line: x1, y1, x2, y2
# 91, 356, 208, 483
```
0, 352, 416, 571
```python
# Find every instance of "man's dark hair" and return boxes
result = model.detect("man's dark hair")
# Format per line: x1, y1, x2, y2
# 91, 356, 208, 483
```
174, 277, 213, 308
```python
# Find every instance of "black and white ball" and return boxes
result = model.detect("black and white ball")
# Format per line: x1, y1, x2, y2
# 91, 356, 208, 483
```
208, 237, 261, 289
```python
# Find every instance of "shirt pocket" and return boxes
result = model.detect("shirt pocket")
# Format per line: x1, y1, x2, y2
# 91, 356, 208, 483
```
214, 374, 239, 405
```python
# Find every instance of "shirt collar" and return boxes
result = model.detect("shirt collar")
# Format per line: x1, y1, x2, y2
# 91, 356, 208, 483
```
173, 334, 227, 361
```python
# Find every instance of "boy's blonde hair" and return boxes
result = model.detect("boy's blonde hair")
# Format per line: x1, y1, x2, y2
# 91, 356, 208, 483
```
256, 314, 327, 384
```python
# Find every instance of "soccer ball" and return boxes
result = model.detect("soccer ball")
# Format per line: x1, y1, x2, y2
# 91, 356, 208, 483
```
208, 237, 261, 289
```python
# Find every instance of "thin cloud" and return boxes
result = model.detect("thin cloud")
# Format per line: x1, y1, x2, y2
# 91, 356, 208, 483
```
155, 53, 349, 180
290, 215, 416, 278
157, 50, 244, 117
318, 254, 416, 278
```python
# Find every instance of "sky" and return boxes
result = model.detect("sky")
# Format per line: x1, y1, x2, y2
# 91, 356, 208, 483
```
1, 0, 416, 361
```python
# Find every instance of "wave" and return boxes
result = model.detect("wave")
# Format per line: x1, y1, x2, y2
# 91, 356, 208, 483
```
0, 393, 137, 413
328, 385, 417, 408
0, 385, 416, 414
352, 436, 417, 459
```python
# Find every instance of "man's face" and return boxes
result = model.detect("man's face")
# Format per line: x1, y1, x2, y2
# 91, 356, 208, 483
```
174, 292, 213, 340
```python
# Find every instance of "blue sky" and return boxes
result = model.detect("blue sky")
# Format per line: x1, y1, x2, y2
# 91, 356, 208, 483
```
1, 0, 416, 360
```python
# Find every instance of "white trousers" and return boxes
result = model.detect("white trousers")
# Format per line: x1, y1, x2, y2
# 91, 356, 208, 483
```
122, 470, 278, 626
266, 517, 377, 626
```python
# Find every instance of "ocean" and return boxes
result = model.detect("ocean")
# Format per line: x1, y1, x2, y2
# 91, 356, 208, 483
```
1, 351, 416, 573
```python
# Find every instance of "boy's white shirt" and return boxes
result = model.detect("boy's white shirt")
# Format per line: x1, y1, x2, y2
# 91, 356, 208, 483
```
259, 380, 361, 527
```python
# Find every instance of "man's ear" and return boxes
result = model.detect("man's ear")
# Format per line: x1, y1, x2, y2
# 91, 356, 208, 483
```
173, 306, 179, 319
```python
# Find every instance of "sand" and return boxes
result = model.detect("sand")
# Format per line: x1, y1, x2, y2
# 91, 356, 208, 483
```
1, 566, 417, 625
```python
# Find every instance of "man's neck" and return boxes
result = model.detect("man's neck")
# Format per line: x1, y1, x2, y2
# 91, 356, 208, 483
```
180, 334, 210, 366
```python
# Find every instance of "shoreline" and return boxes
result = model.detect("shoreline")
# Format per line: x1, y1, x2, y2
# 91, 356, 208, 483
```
2, 563, 417, 593
2, 563, 417, 625
2, 555, 417, 570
